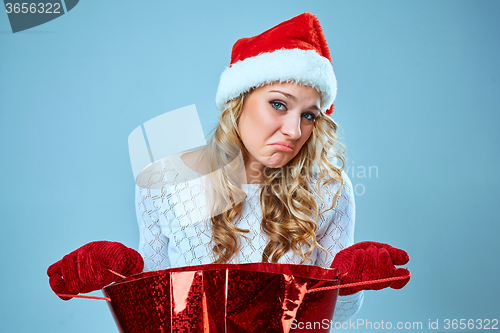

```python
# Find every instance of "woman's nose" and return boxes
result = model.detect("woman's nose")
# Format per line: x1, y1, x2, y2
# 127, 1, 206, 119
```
280, 113, 302, 140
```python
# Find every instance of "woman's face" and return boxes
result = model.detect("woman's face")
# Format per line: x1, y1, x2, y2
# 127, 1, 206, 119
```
238, 82, 321, 178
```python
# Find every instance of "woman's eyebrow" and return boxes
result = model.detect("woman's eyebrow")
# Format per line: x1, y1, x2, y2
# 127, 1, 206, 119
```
269, 90, 297, 101
309, 105, 321, 114
269, 89, 321, 113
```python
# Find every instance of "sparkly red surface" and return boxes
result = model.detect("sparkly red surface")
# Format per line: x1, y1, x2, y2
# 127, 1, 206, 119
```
103, 263, 339, 333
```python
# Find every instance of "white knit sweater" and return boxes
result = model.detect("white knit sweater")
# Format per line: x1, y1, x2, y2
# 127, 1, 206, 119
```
135, 152, 363, 322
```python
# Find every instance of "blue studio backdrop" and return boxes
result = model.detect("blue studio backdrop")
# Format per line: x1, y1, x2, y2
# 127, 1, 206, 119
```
1, 1, 499, 332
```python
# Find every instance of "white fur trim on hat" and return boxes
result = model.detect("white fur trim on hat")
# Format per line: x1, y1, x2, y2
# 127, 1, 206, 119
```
215, 49, 337, 113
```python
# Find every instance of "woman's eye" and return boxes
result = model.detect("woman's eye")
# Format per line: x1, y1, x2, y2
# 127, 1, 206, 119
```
302, 112, 317, 122
270, 101, 286, 111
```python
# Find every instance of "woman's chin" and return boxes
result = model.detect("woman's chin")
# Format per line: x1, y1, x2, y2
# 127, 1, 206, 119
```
265, 153, 290, 168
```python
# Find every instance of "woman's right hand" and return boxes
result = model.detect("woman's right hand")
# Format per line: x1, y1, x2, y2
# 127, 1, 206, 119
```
47, 241, 144, 300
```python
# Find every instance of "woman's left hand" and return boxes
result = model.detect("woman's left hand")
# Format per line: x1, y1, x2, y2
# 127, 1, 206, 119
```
331, 241, 410, 296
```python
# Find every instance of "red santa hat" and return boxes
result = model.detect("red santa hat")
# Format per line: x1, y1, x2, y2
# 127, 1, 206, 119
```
216, 12, 337, 116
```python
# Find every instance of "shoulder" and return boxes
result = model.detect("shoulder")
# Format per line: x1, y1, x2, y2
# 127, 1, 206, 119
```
180, 149, 205, 173
338, 170, 354, 200
309, 163, 354, 203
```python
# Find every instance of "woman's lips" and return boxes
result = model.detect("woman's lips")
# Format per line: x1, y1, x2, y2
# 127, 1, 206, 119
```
269, 142, 294, 153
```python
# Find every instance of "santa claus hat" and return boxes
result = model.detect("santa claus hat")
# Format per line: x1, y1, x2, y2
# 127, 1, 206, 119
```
215, 12, 337, 116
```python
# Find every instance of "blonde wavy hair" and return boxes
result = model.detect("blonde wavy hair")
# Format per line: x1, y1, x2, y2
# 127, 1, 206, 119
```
198, 87, 345, 264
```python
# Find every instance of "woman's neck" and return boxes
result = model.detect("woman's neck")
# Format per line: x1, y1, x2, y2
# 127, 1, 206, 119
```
243, 155, 267, 184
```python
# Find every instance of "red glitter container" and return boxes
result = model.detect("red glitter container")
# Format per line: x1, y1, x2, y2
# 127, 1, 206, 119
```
103, 263, 340, 333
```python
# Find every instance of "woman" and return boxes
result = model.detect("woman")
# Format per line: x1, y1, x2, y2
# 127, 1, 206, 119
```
48, 12, 410, 324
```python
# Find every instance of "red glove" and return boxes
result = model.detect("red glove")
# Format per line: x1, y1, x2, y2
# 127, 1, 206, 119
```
47, 241, 144, 300
331, 241, 410, 296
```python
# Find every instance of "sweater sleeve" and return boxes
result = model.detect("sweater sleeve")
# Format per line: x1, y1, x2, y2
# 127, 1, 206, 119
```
315, 171, 364, 322
135, 184, 171, 271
